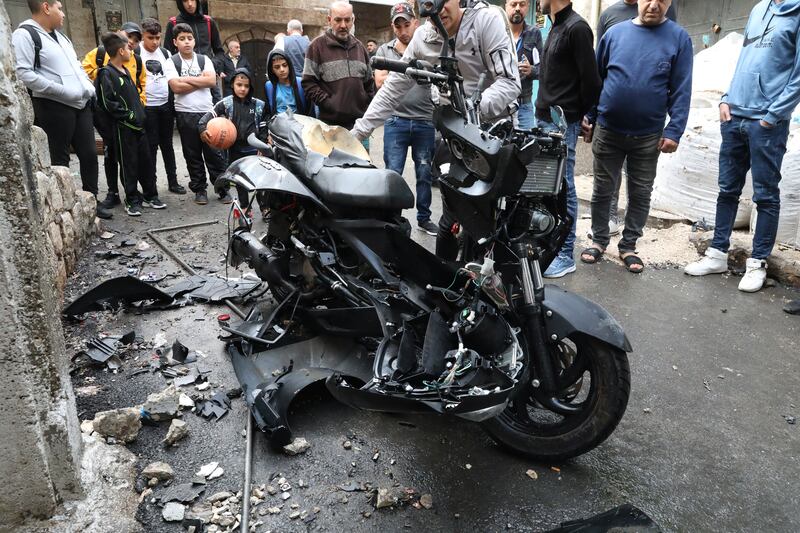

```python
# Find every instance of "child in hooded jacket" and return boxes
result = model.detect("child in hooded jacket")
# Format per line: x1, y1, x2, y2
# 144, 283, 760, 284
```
199, 67, 268, 207
264, 49, 314, 118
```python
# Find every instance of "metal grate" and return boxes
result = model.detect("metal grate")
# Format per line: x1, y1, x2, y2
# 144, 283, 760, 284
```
520, 155, 562, 196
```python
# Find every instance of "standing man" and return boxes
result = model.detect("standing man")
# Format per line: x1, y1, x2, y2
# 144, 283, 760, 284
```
351, 0, 520, 260
366, 39, 379, 57
82, 23, 148, 211
278, 20, 310, 75
219, 40, 252, 97
506, 0, 542, 130
580, 0, 692, 273
537, 0, 601, 278
685, 0, 800, 293
164, 0, 225, 102
140, 17, 185, 194
374, 2, 438, 236
12, 0, 111, 219
303, 1, 376, 130
596, 0, 678, 236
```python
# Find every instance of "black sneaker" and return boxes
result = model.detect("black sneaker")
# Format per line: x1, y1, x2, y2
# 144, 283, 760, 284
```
418, 219, 438, 236
125, 202, 142, 216
194, 191, 209, 205
99, 192, 120, 209
143, 197, 167, 209
168, 184, 187, 194
96, 206, 113, 219
219, 191, 234, 204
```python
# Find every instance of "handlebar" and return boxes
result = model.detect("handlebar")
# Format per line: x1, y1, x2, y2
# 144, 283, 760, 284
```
371, 56, 413, 73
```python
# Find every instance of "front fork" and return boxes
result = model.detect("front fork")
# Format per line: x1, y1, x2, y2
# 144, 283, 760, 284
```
516, 244, 580, 415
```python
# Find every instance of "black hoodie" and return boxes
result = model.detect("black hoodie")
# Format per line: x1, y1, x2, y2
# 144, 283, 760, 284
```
198, 67, 267, 151
265, 49, 311, 117
163, 0, 224, 70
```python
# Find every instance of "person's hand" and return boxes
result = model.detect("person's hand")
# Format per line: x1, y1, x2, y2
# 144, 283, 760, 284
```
518, 61, 532, 78
759, 119, 775, 129
219, 72, 226, 78
580, 117, 593, 143
719, 102, 732, 123
659, 138, 679, 153
200, 130, 212, 144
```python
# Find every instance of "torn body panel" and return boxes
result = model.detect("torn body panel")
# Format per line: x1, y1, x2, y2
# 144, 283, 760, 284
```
227, 333, 373, 447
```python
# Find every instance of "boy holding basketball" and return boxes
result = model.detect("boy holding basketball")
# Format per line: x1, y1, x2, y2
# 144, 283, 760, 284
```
96, 32, 166, 216
198, 67, 268, 206
166, 23, 229, 205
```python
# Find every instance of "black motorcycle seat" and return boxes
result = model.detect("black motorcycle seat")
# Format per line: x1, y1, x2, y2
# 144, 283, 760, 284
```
309, 166, 415, 210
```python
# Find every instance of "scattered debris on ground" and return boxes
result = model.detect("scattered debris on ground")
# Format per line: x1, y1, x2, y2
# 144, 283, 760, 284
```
283, 437, 311, 456
91, 407, 141, 443
163, 419, 189, 446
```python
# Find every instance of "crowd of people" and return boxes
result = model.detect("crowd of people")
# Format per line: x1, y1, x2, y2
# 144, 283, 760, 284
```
10, 0, 800, 303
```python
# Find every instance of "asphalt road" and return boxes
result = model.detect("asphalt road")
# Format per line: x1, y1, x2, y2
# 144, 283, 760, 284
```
65, 129, 800, 532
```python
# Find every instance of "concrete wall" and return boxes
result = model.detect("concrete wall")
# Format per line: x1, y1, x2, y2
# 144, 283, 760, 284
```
0, 3, 84, 528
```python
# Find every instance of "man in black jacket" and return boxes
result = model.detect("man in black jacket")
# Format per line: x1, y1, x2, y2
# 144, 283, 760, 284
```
163, 0, 225, 101
537, 0, 601, 278
219, 40, 252, 97
96, 32, 165, 216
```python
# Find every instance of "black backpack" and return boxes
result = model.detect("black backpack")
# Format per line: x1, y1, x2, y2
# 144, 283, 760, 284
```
169, 53, 206, 111
96, 44, 145, 94
92, 67, 116, 142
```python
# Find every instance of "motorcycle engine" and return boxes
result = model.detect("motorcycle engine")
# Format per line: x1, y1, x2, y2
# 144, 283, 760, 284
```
509, 198, 556, 238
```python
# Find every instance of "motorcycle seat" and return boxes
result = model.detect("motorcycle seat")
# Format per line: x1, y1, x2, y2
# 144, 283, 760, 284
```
309, 165, 415, 210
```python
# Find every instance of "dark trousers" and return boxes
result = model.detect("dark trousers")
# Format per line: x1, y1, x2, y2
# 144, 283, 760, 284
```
145, 104, 178, 186
31, 97, 98, 196
175, 111, 227, 194
114, 125, 157, 204
383, 116, 435, 223
102, 135, 119, 194
436, 194, 459, 260
590, 124, 661, 253
230, 146, 256, 205
711, 117, 789, 259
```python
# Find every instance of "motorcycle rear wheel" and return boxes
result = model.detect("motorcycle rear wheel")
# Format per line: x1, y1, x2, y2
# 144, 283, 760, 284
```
482, 334, 630, 462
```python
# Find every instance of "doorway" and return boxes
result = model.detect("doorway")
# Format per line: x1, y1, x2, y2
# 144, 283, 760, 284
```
240, 39, 274, 101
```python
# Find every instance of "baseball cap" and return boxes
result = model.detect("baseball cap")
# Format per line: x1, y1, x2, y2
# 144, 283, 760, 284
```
121, 22, 142, 38
390, 2, 415, 23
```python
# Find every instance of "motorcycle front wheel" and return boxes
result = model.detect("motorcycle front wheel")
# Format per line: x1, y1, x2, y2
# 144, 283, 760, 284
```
482, 333, 630, 462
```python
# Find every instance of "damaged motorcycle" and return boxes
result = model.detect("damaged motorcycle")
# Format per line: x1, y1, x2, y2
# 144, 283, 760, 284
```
217, 0, 631, 461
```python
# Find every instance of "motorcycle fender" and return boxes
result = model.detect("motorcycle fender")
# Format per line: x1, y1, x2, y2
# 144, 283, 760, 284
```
541, 285, 633, 352
217, 155, 330, 213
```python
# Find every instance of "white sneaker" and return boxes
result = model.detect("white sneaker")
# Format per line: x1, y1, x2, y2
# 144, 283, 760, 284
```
684, 247, 728, 276
609, 217, 621, 236
738, 258, 767, 293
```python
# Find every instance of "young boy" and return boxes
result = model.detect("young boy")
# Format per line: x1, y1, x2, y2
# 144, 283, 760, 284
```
166, 23, 229, 205
139, 17, 185, 195
82, 23, 147, 210
199, 67, 267, 206
264, 49, 312, 118
96, 32, 166, 216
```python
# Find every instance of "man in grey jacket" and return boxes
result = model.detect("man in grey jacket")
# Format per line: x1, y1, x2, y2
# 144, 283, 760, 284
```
12, 0, 111, 218
351, 0, 520, 259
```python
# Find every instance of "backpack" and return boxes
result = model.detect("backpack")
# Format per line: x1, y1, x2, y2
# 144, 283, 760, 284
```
265, 77, 308, 116
171, 52, 206, 75
92, 67, 116, 141
170, 15, 212, 46
96, 45, 143, 93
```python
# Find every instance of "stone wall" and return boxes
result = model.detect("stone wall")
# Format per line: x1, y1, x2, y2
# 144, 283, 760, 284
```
0, 2, 83, 527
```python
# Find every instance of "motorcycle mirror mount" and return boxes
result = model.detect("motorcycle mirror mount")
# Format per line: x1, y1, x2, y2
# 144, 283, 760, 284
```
247, 133, 273, 156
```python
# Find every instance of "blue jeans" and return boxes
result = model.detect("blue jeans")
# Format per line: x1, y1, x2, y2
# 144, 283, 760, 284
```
383, 116, 435, 223
540, 120, 580, 259
711, 117, 788, 259
517, 101, 535, 130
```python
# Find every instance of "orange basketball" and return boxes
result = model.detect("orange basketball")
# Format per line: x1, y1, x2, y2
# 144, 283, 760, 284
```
204, 117, 237, 149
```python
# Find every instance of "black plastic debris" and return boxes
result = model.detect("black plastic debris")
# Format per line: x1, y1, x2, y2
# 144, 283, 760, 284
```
75, 331, 136, 369
784, 299, 800, 316
163, 275, 261, 303
195, 391, 231, 420
172, 340, 190, 363
63, 276, 173, 317
158, 483, 206, 504
182, 517, 205, 532
544, 504, 662, 532
174, 369, 201, 387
